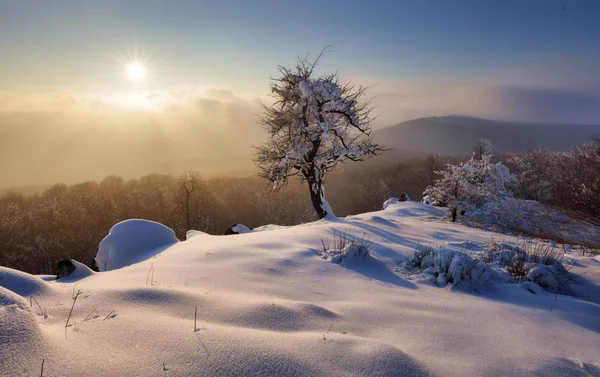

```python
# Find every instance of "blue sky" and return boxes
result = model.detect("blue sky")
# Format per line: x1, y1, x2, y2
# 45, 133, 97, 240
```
1, 0, 599, 123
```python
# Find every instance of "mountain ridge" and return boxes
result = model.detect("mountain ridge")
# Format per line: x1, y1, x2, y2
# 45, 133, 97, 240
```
374, 115, 600, 156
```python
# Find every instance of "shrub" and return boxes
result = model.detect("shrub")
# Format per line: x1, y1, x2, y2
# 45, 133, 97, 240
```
406, 244, 496, 287
483, 240, 572, 294
320, 232, 371, 263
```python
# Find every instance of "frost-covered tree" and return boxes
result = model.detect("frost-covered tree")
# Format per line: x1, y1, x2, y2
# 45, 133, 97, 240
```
422, 154, 513, 221
472, 138, 495, 160
255, 52, 384, 219
565, 137, 600, 215
506, 149, 567, 204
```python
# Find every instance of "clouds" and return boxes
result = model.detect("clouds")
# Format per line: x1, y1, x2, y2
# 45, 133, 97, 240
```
471, 87, 600, 124
2, 70, 600, 188
366, 57, 600, 126
0, 87, 265, 188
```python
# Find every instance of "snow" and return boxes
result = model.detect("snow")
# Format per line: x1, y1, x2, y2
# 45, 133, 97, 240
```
1, 201, 599, 376
0, 266, 51, 297
95, 219, 179, 271
230, 224, 252, 234
56, 260, 95, 283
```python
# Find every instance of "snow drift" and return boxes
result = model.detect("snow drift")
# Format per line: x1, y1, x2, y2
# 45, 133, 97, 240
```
1, 200, 599, 376
95, 219, 178, 271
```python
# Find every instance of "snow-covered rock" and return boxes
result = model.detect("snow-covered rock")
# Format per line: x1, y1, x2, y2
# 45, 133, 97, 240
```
224, 224, 252, 235
95, 219, 178, 271
56, 260, 95, 282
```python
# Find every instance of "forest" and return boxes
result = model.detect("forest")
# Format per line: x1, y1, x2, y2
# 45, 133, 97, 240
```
1, 137, 598, 275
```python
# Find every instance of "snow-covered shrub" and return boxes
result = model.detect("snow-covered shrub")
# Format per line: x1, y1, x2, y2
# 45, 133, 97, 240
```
320, 232, 371, 263
406, 244, 498, 287
407, 240, 572, 293
481, 240, 572, 294
422, 154, 514, 221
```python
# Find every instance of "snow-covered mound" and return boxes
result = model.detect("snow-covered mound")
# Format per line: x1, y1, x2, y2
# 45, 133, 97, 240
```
186, 230, 208, 239
56, 260, 95, 282
1, 201, 599, 376
0, 287, 46, 374
0, 266, 50, 297
95, 219, 178, 271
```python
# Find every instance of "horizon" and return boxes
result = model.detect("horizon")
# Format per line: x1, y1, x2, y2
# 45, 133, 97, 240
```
1, 0, 599, 125
2, 1, 600, 189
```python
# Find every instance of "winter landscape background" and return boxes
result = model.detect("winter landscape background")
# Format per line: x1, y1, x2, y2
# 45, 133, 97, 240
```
2, 1, 600, 376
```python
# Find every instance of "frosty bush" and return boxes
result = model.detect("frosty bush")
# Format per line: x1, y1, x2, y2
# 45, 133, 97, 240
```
422, 154, 514, 221
482, 240, 572, 294
407, 240, 573, 294
407, 244, 497, 287
320, 232, 371, 263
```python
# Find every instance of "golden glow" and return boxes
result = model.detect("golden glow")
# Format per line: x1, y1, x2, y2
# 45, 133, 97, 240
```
127, 64, 146, 82
115, 45, 154, 85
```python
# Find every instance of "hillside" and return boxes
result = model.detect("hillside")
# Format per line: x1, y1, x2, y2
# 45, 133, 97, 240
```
374, 116, 600, 156
1, 200, 599, 376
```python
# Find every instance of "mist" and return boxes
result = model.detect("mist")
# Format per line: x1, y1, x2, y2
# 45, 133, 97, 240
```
0, 88, 265, 188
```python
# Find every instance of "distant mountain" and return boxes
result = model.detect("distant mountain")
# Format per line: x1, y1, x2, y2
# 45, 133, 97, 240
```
373, 116, 600, 156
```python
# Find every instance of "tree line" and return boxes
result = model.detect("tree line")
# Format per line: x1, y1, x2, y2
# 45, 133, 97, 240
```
0, 156, 436, 274
1, 139, 598, 276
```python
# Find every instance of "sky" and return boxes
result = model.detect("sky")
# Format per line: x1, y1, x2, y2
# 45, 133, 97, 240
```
1, 0, 600, 125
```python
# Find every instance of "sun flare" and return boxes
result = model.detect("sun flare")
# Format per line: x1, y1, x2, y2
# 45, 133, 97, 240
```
115, 46, 154, 85
127, 64, 146, 82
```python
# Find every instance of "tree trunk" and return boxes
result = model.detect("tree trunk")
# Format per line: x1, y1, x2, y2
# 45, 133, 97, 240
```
185, 192, 191, 230
304, 169, 334, 219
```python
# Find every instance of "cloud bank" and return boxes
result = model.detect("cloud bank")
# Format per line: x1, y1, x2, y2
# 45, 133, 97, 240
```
0, 88, 265, 188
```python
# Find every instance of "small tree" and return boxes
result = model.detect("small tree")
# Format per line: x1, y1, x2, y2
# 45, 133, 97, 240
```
255, 51, 384, 219
472, 138, 495, 160
177, 171, 215, 233
422, 154, 513, 221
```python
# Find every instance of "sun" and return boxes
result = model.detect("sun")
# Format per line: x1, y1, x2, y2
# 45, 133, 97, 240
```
127, 64, 146, 81
114, 46, 155, 85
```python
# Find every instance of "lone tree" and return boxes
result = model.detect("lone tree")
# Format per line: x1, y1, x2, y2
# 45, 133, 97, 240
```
255, 52, 384, 219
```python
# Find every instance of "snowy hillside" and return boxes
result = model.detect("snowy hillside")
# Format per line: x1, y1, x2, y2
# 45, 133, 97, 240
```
1, 200, 599, 376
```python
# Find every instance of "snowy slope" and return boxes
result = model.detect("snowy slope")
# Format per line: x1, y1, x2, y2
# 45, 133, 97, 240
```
1, 201, 599, 376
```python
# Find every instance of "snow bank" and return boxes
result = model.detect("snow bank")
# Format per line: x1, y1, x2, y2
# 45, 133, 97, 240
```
186, 230, 208, 240
0, 287, 46, 374
0, 266, 50, 297
95, 219, 178, 271
2, 200, 599, 377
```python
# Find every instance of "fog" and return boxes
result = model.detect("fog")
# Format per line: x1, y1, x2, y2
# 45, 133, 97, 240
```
0, 88, 265, 188
2, 79, 600, 189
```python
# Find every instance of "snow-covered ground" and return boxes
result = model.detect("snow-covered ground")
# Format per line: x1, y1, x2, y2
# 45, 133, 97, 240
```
1, 200, 599, 376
